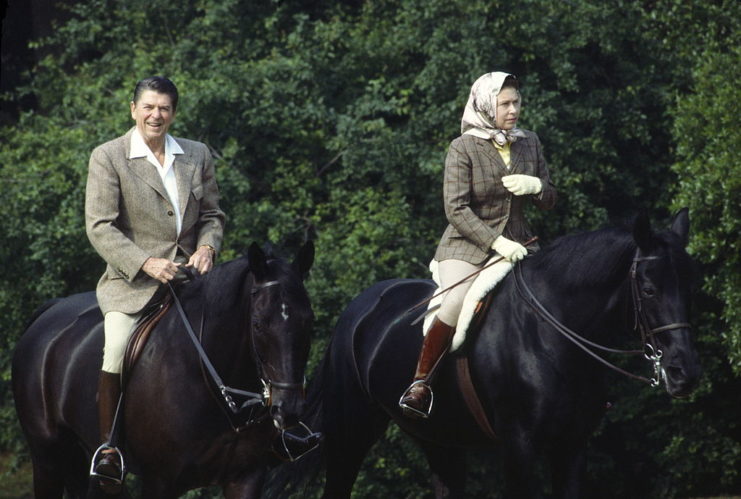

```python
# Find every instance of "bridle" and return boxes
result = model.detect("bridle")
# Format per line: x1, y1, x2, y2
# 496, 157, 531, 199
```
513, 249, 691, 387
166, 275, 307, 429
249, 279, 308, 406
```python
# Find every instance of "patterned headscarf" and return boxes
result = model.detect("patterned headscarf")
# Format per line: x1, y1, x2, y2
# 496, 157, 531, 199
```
461, 72, 526, 146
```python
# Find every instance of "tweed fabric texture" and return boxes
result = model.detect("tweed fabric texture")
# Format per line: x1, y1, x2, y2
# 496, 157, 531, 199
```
434, 131, 556, 265
86, 128, 225, 315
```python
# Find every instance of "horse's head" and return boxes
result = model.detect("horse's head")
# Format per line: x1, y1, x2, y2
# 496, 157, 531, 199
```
632, 208, 701, 398
247, 241, 315, 430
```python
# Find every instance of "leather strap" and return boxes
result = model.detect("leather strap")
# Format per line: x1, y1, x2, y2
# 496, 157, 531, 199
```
456, 356, 498, 441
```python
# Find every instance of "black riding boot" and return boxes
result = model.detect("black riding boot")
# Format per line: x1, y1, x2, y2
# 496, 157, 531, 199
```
399, 317, 456, 419
94, 371, 123, 494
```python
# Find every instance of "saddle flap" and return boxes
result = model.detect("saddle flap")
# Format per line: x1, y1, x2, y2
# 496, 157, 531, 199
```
122, 294, 173, 386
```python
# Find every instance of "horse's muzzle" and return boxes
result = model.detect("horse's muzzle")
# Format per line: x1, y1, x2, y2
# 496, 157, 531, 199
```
269, 398, 305, 431
664, 362, 701, 398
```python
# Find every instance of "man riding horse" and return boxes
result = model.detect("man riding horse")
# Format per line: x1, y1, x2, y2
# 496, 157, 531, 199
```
84, 76, 226, 490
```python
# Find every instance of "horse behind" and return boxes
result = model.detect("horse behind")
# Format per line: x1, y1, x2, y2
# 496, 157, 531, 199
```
13, 241, 315, 498
279, 209, 700, 498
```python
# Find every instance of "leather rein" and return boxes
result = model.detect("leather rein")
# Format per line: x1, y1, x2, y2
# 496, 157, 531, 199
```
512, 250, 691, 386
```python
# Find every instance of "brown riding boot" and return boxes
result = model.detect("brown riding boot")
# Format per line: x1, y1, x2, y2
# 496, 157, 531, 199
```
399, 317, 456, 419
94, 371, 123, 493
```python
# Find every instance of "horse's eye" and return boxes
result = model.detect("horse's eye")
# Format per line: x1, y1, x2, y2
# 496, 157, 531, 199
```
642, 287, 656, 297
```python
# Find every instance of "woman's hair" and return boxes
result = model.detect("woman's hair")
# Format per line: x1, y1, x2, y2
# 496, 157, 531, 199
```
501, 74, 519, 91
132, 76, 179, 111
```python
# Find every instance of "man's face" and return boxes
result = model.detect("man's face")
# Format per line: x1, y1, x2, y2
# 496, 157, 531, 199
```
495, 87, 521, 130
130, 90, 176, 145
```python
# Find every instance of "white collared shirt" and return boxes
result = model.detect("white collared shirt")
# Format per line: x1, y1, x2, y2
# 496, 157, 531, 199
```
129, 129, 185, 235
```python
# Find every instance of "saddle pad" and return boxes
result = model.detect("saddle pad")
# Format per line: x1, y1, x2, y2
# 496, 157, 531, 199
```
423, 256, 513, 351
122, 294, 173, 385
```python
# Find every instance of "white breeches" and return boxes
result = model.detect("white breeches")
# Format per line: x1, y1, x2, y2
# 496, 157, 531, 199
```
102, 311, 141, 374
436, 259, 482, 327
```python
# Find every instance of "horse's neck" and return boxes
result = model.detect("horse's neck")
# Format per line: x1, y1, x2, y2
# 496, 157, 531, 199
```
199, 284, 258, 385
529, 241, 635, 339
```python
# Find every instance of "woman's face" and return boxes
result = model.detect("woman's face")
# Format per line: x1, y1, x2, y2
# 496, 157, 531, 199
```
495, 87, 521, 130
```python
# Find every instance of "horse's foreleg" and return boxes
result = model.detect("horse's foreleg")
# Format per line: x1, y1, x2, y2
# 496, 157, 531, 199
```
322, 380, 389, 498
139, 477, 179, 499
222, 467, 267, 499
548, 442, 586, 499
417, 440, 467, 498
31, 457, 65, 499
28, 436, 88, 499
502, 429, 540, 498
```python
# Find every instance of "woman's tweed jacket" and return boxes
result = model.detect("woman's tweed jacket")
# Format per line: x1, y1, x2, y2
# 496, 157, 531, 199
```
434, 131, 556, 265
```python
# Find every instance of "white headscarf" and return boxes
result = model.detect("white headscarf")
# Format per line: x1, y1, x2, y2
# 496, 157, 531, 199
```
461, 72, 526, 146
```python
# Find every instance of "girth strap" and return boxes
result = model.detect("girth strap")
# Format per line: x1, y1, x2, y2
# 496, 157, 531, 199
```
456, 356, 498, 441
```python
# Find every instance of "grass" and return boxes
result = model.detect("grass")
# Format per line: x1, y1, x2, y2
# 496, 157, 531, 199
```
0, 453, 32, 498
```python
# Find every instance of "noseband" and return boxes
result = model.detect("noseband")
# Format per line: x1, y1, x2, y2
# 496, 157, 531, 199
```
514, 249, 691, 387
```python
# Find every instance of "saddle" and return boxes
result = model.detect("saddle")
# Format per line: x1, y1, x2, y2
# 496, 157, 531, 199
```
121, 292, 173, 385
121, 260, 192, 383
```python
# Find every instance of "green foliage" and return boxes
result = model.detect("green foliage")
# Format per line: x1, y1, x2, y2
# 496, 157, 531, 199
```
671, 43, 741, 372
1, 0, 739, 496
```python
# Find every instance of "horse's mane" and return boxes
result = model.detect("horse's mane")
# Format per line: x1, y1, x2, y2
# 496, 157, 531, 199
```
180, 245, 304, 310
530, 223, 693, 290
530, 227, 637, 289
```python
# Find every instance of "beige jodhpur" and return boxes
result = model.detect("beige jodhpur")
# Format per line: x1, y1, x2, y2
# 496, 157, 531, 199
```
435, 259, 482, 327
102, 311, 142, 374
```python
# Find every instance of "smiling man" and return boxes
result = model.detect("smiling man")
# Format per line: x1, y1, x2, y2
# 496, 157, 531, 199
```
84, 76, 225, 491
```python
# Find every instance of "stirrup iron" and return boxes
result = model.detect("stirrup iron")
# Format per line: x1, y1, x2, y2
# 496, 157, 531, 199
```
90, 443, 126, 484
398, 380, 434, 419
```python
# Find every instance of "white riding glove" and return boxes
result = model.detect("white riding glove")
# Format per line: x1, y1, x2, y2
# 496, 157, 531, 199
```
502, 174, 543, 196
491, 236, 528, 262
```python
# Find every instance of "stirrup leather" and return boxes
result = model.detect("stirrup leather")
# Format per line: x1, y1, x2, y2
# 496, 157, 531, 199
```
398, 379, 434, 419
90, 443, 126, 484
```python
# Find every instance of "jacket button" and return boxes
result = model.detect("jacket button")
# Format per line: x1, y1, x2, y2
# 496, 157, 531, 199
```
167, 210, 174, 216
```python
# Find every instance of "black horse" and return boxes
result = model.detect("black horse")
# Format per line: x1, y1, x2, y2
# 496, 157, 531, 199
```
13, 242, 316, 498
284, 210, 700, 498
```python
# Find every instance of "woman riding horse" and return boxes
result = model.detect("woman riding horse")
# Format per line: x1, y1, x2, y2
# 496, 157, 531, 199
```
399, 71, 557, 418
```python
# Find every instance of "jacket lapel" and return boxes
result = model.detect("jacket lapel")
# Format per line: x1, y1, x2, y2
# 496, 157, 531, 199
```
174, 147, 196, 217
122, 129, 167, 201
127, 160, 169, 202
509, 138, 525, 173
474, 138, 508, 175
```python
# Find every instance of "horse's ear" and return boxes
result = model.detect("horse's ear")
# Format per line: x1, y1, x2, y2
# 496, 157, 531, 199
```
670, 207, 690, 247
248, 242, 269, 280
293, 240, 314, 280
633, 213, 655, 252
